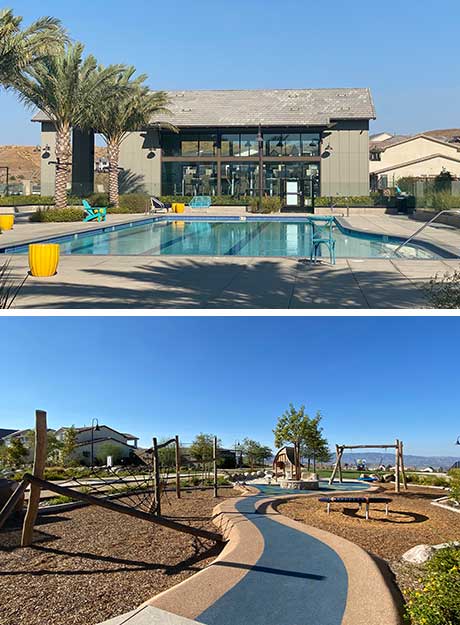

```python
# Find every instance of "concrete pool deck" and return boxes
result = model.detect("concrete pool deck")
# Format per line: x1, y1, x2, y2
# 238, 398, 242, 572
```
97, 487, 402, 625
2, 212, 460, 309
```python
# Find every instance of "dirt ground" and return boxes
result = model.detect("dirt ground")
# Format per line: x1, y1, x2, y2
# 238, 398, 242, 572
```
277, 484, 460, 600
0, 487, 238, 625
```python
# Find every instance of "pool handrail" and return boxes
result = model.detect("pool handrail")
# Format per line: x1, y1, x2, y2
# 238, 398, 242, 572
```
392, 209, 460, 256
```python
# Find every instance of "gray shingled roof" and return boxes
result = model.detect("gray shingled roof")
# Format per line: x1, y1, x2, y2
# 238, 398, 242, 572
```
32, 87, 375, 127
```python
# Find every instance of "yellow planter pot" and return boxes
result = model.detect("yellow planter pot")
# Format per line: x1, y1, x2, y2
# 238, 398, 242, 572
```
28, 243, 60, 277
174, 203, 185, 214
0, 215, 14, 231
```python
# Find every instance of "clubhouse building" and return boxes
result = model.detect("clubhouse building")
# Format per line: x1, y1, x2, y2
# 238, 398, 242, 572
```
34, 87, 375, 208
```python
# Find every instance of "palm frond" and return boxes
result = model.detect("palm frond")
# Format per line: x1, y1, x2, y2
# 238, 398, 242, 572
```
0, 259, 27, 309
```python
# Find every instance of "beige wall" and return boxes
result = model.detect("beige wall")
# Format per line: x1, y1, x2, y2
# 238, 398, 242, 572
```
320, 120, 370, 197
375, 156, 460, 186
40, 122, 57, 196
370, 137, 460, 174
118, 129, 162, 196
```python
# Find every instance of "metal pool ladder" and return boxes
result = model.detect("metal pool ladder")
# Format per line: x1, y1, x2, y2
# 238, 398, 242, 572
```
392, 209, 460, 256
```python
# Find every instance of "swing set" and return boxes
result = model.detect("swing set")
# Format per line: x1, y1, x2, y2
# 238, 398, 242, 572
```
0, 410, 223, 546
329, 439, 408, 493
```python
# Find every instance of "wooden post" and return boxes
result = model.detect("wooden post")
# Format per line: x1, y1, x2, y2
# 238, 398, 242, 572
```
0, 477, 30, 531
329, 444, 343, 484
175, 435, 181, 499
399, 440, 407, 490
152, 437, 161, 516
213, 436, 218, 498
395, 439, 400, 493
21, 410, 47, 547
337, 446, 343, 483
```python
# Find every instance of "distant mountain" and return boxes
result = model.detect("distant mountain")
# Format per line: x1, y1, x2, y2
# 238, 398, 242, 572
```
340, 452, 460, 470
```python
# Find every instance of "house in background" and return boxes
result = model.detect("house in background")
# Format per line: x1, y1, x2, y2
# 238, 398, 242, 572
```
55, 425, 139, 466
1, 428, 56, 461
370, 132, 460, 189
0, 429, 18, 444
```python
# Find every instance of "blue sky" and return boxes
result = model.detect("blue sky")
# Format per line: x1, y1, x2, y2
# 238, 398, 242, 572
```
0, 316, 459, 458
1, 0, 460, 144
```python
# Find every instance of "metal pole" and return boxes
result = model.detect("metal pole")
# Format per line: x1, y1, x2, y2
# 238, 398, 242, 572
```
213, 436, 218, 498
5, 166, 9, 196
258, 125, 263, 211
22, 410, 47, 546
175, 435, 181, 499
91, 427, 94, 467
395, 439, 400, 494
153, 437, 161, 515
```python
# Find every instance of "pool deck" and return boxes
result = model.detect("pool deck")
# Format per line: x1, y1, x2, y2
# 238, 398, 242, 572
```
2, 211, 460, 309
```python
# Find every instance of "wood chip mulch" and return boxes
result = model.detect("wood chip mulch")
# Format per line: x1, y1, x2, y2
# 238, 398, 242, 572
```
0, 488, 238, 625
277, 484, 460, 601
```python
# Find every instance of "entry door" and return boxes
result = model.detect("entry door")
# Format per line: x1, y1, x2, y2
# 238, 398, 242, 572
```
286, 180, 299, 207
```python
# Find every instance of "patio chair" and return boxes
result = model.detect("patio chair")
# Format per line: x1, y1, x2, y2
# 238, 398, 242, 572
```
189, 196, 211, 210
82, 199, 107, 223
150, 196, 171, 213
307, 216, 336, 264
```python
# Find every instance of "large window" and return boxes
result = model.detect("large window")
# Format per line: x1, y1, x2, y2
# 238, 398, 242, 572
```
162, 132, 217, 157
162, 162, 218, 195
221, 133, 258, 157
221, 163, 260, 197
265, 132, 320, 157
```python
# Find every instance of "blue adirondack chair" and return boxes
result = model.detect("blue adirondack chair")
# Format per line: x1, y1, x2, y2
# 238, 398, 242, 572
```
189, 195, 212, 209
82, 199, 107, 222
307, 216, 336, 264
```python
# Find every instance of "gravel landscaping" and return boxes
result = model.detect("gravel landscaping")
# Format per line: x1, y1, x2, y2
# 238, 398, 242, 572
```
0, 488, 238, 625
277, 484, 460, 602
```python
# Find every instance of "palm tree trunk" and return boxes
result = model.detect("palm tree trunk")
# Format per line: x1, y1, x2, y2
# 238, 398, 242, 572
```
107, 140, 120, 207
54, 125, 71, 209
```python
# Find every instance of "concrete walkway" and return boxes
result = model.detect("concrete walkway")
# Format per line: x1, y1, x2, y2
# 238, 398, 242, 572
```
98, 485, 401, 625
3, 212, 460, 308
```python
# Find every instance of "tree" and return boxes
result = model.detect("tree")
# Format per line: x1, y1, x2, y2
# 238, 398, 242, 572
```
273, 404, 313, 480
4, 437, 28, 468
242, 438, 272, 468
157, 437, 176, 469
301, 413, 330, 471
189, 433, 220, 470
96, 442, 124, 465
25, 428, 62, 464
89, 67, 173, 207
60, 425, 77, 466
0, 8, 66, 88
14, 43, 125, 208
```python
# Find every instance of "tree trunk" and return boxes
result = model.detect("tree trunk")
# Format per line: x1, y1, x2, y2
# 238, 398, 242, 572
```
108, 140, 120, 207
55, 125, 71, 209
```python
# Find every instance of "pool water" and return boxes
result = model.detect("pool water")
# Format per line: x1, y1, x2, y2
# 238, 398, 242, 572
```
6, 218, 444, 259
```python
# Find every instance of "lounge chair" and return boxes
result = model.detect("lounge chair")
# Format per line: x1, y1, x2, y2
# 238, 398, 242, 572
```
150, 196, 171, 213
82, 199, 107, 223
189, 196, 211, 210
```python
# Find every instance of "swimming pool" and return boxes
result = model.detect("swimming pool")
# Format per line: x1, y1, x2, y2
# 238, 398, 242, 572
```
3, 217, 448, 259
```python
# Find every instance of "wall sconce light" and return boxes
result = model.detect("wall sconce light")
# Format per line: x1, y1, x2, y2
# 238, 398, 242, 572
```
42, 144, 51, 159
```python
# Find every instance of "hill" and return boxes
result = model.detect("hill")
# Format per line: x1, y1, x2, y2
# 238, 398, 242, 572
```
340, 451, 460, 470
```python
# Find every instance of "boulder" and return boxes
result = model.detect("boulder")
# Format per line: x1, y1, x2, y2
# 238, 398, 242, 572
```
402, 544, 436, 564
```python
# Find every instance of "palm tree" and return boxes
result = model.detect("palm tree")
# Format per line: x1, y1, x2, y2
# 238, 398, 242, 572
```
89, 68, 173, 207
0, 8, 66, 87
15, 43, 125, 208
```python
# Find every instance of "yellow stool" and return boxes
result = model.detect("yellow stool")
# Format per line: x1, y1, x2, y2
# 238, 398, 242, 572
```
0, 214, 14, 231
28, 243, 60, 277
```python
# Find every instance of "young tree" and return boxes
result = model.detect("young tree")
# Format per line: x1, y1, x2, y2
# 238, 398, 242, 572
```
5, 437, 28, 468
14, 43, 125, 208
273, 404, 313, 480
157, 437, 176, 469
302, 412, 330, 471
242, 438, 272, 469
0, 8, 66, 88
189, 433, 220, 471
89, 67, 173, 206
60, 425, 77, 466
96, 442, 124, 465
25, 428, 62, 464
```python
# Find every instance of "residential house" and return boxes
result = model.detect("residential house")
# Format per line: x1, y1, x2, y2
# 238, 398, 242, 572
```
55, 425, 139, 466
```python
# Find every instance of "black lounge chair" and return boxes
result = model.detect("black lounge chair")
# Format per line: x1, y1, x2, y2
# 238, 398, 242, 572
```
150, 196, 171, 213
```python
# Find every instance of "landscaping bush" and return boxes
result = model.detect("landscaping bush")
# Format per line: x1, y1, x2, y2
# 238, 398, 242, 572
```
405, 473, 450, 487
30, 207, 85, 222
405, 546, 460, 625
314, 195, 380, 207
249, 196, 282, 213
118, 193, 150, 212
160, 195, 252, 206
449, 469, 460, 504
0, 195, 54, 206
425, 270, 460, 309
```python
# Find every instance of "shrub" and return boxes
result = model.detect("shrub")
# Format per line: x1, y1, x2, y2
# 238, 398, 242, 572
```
405, 546, 460, 625
314, 195, 379, 207
249, 196, 282, 213
426, 270, 460, 309
160, 195, 252, 206
118, 194, 150, 212
30, 207, 85, 222
449, 469, 460, 504
0, 195, 54, 206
